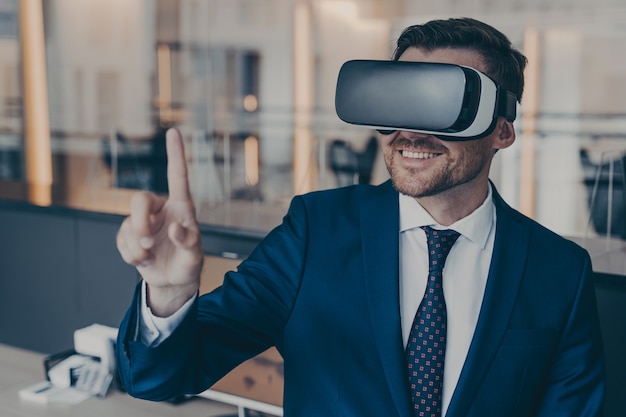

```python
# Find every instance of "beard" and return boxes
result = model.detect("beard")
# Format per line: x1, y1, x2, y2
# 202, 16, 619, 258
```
384, 139, 494, 199
389, 165, 458, 198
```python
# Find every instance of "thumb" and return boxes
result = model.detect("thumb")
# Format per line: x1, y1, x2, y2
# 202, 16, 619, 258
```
168, 221, 200, 250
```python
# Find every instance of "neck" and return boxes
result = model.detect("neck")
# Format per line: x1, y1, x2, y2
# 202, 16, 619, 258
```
416, 181, 490, 226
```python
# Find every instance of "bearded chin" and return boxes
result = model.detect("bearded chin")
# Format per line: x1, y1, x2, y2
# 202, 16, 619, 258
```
389, 166, 460, 199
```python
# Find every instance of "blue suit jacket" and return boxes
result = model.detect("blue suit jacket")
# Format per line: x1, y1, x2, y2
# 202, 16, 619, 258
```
117, 180, 605, 416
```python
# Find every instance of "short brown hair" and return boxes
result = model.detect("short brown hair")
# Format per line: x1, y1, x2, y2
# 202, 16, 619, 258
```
392, 17, 527, 102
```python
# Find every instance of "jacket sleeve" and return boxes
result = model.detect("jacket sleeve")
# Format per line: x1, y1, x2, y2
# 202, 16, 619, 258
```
115, 195, 309, 401
534, 252, 606, 417
115, 284, 204, 401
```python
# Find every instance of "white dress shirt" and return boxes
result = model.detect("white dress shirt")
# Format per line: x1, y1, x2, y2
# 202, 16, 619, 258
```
139, 280, 196, 346
399, 185, 495, 416
140, 185, 496, 416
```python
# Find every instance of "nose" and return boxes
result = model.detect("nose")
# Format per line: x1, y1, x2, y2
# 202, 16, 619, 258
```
377, 129, 433, 138
398, 130, 434, 140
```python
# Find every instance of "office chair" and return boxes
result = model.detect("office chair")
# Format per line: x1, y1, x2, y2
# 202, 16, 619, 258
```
580, 148, 626, 239
328, 136, 378, 187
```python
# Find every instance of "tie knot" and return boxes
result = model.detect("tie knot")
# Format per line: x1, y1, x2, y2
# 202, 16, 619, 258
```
422, 226, 460, 272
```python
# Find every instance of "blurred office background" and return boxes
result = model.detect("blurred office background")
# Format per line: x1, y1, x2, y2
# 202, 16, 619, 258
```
2, 3, 626, 414
1, 0, 626, 239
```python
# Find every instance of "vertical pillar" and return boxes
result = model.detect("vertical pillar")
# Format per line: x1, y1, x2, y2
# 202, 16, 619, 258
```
157, 43, 173, 125
19, 0, 52, 205
519, 26, 541, 218
292, 1, 315, 194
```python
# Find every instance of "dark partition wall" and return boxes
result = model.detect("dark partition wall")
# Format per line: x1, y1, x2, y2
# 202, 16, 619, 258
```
0, 200, 264, 354
0, 208, 78, 353
0, 204, 138, 354
594, 274, 626, 417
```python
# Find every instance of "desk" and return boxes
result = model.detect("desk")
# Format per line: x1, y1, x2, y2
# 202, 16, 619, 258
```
569, 236, 626, 277
0, 343, 238, 417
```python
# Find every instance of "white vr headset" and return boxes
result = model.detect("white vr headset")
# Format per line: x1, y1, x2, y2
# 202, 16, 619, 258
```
335, 60, 518, 141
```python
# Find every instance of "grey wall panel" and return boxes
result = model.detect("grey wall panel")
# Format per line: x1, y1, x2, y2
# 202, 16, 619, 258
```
0, 202, 263, 355
76, 216, 139, 329
0, 208, 79, 354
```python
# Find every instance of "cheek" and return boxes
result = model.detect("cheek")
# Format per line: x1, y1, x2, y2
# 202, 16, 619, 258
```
452, 142, 493, 172
381, 140, 396, 161
379, 136, 393, 151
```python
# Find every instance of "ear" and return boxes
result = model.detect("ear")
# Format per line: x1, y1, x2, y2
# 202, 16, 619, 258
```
493, 117, 516, 151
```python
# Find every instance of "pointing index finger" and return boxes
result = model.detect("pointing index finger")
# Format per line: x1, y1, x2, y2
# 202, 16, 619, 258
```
165, 128, 192, 201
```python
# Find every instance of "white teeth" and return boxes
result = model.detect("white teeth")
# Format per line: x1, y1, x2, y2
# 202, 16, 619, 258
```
402, 150, 438, 159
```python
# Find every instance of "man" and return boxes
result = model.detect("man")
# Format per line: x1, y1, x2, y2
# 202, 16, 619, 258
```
115, 17, 605, 417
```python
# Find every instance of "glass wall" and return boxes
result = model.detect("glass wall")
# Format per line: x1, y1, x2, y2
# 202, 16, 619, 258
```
2, 0, 626, 240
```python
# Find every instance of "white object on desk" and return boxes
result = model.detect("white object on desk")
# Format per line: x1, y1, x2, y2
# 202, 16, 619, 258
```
18, 381, 91, 405
73, 324, 118, 375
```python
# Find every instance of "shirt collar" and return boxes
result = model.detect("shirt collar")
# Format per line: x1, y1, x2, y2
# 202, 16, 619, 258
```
399, 184, 495, 250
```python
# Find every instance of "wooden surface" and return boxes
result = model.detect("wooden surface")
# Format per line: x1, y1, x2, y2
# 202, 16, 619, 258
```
569, 236, 626, 277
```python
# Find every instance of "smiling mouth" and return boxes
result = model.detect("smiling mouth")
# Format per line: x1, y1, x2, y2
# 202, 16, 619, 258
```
401, 150, 440, 159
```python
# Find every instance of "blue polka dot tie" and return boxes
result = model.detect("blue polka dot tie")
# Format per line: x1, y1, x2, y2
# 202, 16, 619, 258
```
407, 226, 460, 417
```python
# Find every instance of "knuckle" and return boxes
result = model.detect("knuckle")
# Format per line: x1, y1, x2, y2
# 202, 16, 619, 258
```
117, 231, 150, 266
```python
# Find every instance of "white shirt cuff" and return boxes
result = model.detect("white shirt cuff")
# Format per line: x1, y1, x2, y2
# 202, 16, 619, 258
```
138, 280, 197, 347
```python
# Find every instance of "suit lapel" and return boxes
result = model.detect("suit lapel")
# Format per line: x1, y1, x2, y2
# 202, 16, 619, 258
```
445, 187, 530, 417
361, 181, 412, 417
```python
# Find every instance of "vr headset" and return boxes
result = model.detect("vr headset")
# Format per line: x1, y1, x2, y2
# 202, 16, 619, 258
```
334, 60, 518, 141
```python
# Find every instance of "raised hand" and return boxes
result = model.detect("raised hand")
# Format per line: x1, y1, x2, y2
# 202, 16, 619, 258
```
116, 128, 203, 317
